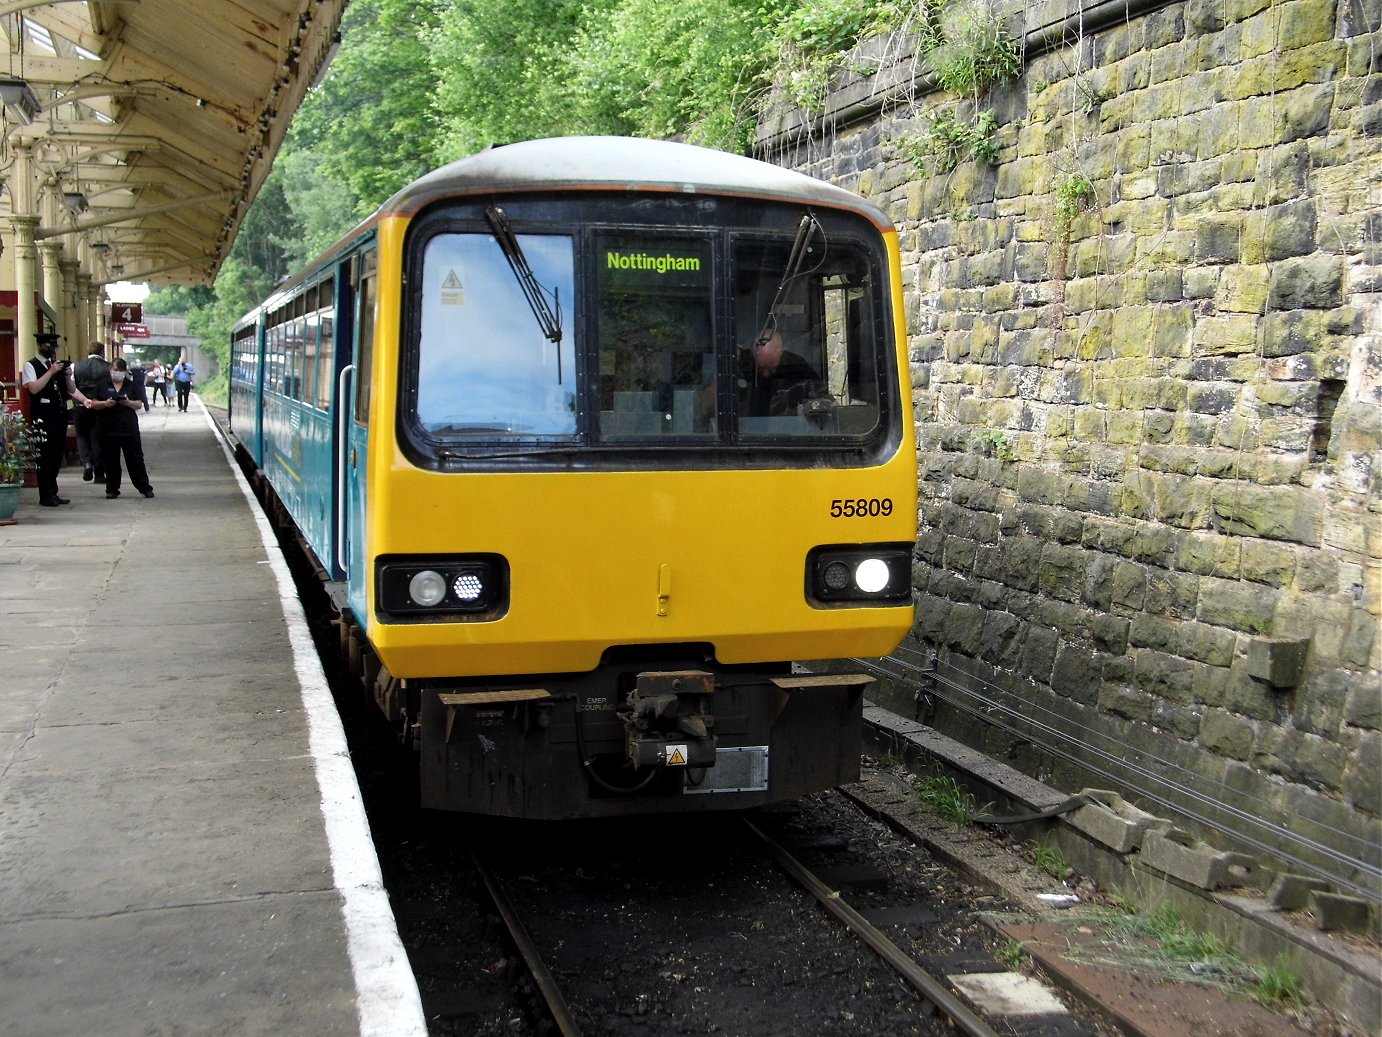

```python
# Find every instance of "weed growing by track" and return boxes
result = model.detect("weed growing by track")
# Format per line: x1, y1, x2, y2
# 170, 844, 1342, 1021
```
1072, 902, 1305, 1008
911, 770, 984, 823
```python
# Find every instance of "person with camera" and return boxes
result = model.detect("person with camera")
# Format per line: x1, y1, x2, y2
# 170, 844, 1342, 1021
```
21, 331, 92, 507
171, 357, 195, 412
91, 357, 154, 500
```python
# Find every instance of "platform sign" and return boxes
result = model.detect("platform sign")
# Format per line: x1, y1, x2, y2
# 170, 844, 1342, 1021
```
111, 302, 142, 324
117, 323, 149, 338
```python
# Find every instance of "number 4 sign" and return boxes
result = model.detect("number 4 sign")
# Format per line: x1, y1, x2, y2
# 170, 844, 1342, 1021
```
112, 302, 142, 323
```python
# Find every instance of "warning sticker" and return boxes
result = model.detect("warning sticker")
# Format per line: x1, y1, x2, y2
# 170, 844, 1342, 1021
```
665, 744, 689, 767
441, 270, 465, 305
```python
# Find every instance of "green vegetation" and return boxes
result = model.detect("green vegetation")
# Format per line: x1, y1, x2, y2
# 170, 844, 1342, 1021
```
923, 1, 1022, 101
1252, 958, 1304, 1008
893, 2, 1022, 176
974, 428, 1016, 461
996, 939, 1028, 968
768, 0, 922, 112
1027, 840, 1067, 878
1053, 170, 1096, 230
1076, 903, 1304, 1008
897, 109, 1000, 174
912, 769, 984, 823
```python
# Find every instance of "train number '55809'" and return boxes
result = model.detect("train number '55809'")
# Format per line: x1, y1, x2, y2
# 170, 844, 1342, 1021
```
830, 498, 893, 518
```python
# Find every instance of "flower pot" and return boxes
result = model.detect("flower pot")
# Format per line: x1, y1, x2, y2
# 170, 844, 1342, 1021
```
0, 482, 20, 521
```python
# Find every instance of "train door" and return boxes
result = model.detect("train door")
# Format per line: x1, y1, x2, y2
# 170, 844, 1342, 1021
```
342, 246, 378, 620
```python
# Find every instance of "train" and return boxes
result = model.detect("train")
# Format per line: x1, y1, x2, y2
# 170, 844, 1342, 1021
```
229, 136, 917, 819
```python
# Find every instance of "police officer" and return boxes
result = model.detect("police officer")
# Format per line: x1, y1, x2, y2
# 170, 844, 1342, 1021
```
21, 332, 90, 506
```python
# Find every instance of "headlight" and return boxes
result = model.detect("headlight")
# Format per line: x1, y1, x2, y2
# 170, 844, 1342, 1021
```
806, 544, 912, 606
853, 557, 891, 593
377, 554, 508, 619
452, 572, 484, 601
409, 570, 447, 607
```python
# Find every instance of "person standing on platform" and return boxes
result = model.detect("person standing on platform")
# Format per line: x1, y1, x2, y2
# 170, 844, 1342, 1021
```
72, 341, 112, 481
21, 331, 90, 507
171, 358, 195, 412
92, 358, 154, 500
146, 359, 167, 406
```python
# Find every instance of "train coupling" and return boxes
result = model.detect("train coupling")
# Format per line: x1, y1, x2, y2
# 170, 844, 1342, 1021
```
623, 670, 717, 769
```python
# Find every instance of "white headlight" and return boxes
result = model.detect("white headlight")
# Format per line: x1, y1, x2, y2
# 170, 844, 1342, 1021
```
452, 572, 484, 601
854, 557, 891, 594
408, 569, 447, 606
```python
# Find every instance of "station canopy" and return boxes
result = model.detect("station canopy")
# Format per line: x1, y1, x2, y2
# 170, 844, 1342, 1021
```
1, 0, 347, 286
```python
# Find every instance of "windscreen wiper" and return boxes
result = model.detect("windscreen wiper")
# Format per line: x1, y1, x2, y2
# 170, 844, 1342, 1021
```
755, 212, 823, 345
485, 204, 564, 378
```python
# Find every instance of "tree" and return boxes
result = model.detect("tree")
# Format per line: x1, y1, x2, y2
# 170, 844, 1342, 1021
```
270, 148, 361, 269
430, 0, 605, 159
561, 0, 780, 152
429, 0, 788, 155
290, 0, 445, 213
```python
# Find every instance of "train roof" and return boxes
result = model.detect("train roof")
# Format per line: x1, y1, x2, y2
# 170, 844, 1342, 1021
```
381, 136, 892, 229
234, 137, 893, 327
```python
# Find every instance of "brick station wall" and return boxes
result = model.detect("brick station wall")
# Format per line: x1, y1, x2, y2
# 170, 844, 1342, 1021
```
763, 0, 1380, 894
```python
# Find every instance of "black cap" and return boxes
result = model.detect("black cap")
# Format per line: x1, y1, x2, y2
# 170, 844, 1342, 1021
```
35, 331, 60, 343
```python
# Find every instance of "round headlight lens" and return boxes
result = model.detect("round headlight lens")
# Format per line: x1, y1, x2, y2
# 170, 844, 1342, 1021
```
408, 569, 447, 607
452, 572, 484, 601
822, 560, 852, 592
854, 558, 891, 594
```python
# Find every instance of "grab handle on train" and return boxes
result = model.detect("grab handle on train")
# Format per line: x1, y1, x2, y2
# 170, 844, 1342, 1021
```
336, 363, 356, 575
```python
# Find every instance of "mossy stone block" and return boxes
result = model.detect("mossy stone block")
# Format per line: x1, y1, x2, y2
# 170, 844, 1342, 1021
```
1246, 635, 1311, 687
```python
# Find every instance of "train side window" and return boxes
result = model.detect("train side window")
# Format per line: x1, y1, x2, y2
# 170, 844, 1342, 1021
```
300, 285, 318, 408
593, 233, 715, 438
286, 313, 306, 400
413, 232, 576, 437
267, 319, 285, 395
301, 310, 318, 407
315, 278, 335, 410
729, 238, 883, 439
354, 249, 377, 425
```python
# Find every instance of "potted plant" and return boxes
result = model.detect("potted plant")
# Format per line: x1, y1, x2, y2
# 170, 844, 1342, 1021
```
0, 408, 43, 521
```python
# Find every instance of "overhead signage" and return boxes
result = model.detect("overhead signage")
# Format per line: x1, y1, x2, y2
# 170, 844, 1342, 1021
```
117, 323, 149, 338
111, 302, 143, 324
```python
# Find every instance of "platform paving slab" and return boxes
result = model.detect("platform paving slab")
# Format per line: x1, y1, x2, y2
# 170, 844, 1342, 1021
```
0, 403, 424, 1037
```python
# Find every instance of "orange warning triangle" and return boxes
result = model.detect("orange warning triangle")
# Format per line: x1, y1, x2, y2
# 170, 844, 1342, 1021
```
667, 747, 687, 766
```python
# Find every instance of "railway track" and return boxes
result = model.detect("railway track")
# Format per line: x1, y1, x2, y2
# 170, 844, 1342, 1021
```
243, 437, 1105, 1037
459, 794, 1111, 1037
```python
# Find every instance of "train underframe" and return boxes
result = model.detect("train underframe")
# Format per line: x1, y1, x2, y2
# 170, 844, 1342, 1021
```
349, 627, 870, 819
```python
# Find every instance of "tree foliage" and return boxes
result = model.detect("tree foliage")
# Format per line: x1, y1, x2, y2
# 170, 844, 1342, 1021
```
430, 0, 602, 159
290, 0, 444, 213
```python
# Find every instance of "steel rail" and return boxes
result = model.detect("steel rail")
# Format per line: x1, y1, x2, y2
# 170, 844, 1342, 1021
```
470, 848, 585, 1037
743, 818, 1005, 1037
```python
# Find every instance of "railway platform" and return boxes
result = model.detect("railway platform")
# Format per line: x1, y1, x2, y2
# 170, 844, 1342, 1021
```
0, 400, 426, 1037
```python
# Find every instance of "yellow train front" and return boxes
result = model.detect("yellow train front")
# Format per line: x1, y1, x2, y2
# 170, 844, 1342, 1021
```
339, 138, 913, 818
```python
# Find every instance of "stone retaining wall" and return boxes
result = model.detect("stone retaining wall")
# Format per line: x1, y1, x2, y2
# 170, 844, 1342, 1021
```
761, 0, 1380, 898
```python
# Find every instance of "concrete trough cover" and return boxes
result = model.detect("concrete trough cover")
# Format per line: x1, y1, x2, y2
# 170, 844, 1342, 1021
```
947, 972, 1070, 1017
